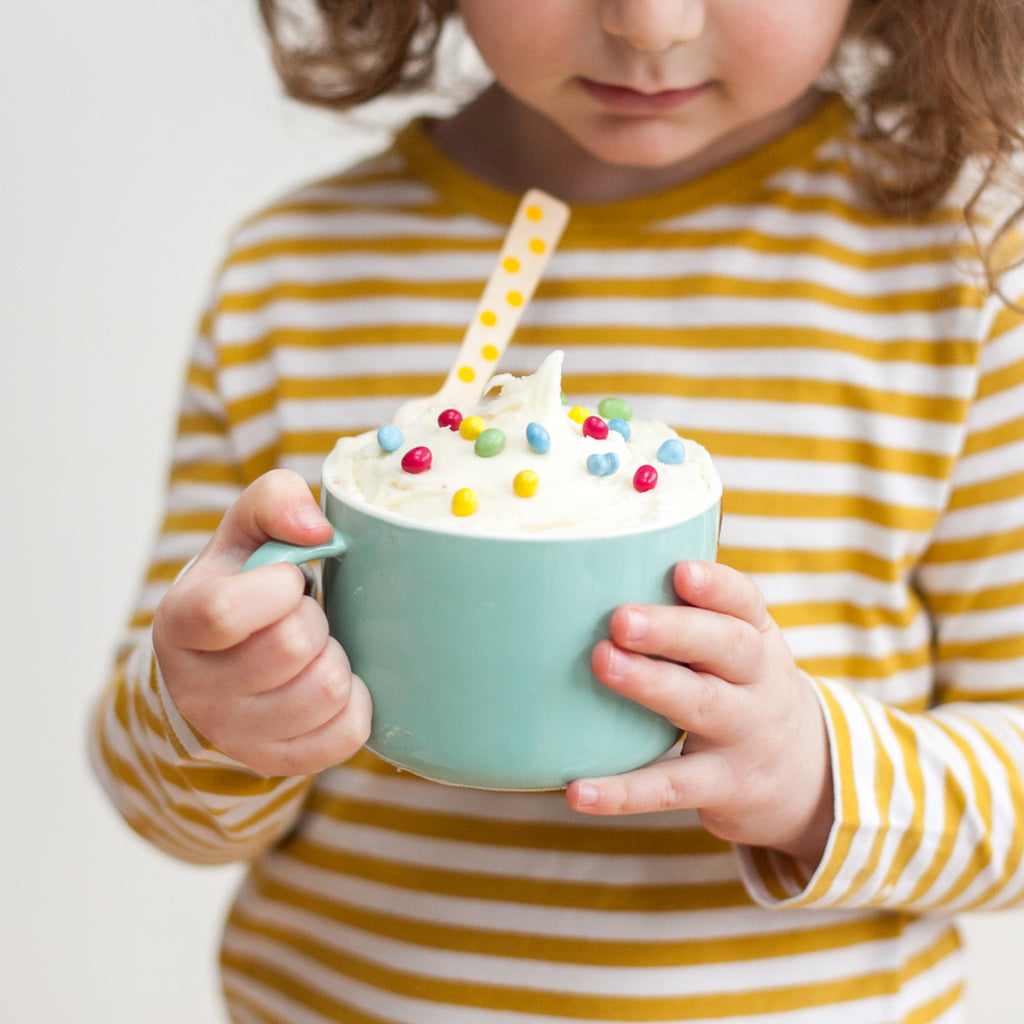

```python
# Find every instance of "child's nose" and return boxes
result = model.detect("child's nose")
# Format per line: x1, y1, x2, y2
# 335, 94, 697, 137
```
599, 0, 706, 53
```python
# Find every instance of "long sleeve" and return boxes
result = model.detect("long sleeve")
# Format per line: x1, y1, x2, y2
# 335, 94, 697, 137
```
738, 288, 1024, 913
85, 104, 1024, 1022
89, 314, 314, 865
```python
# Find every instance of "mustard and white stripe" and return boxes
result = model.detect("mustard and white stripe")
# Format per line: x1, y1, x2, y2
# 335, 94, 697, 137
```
92, 94, 1024, 1021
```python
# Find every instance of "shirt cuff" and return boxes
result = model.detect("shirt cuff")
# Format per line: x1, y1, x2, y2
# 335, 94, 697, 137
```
735, 676, 881, 909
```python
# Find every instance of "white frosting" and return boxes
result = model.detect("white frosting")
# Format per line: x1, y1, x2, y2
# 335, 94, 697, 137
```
324, 351, 720, 537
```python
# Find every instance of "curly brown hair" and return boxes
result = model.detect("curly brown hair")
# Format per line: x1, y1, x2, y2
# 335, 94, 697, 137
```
841, 0, 1024, 290
257, 0, 1024, 289
256, 0, 458, 107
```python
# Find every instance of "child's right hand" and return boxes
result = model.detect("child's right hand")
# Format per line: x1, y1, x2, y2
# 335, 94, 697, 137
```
152, 470, 372, 778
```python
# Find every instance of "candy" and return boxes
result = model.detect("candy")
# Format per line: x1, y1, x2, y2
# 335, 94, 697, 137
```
459, 416, 486, 440
633, 465, 658, 492
327, 350, 718, 539
438, 408, 463, 431
607, 417, 631, 441
452, 488, 478, 516
526, 422, 551, 454
377, 424, 403, 452
599, 397, 633, 422
513, 470, 539, 497
587, 452, 620, 477
657, 438, 686, 464
474, 428, 506, 457
401, 446, 432, 474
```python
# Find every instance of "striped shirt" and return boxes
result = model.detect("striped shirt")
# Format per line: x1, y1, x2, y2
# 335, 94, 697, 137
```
91, 94, 1024, 1022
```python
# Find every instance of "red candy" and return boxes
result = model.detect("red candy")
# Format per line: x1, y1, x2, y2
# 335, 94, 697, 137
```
438, 408, 463, 431
401, 446, 433, 474
582, 415, 609, 440
633, 465, 658, 492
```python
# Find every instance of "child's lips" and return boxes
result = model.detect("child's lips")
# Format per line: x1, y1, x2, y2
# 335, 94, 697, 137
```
579, 78, 710, 114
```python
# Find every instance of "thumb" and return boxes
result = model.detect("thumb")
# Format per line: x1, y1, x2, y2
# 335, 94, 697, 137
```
204, 469, 333, 571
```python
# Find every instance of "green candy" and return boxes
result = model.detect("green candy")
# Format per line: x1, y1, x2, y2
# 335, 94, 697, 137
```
474, 427, 506, 457
598, 397, 633, 422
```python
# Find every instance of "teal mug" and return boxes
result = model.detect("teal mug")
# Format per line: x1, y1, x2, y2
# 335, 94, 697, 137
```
246, 473, 722, 790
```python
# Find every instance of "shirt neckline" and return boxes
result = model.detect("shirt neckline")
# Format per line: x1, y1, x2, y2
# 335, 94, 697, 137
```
395, 92, 853, 231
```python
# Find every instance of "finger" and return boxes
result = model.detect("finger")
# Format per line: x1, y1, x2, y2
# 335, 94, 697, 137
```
566, 751, 727, 816
606, 601, 766, 683
250, 673, 374, 778
673, 560, 773, 631
156, 561, 308, 654
192, 592, 332, 693
591, 639, 741, 739
202, 469, 333, 573
244, 633, 355, 737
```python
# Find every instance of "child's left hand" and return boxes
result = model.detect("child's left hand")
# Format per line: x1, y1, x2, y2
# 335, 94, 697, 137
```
566, 560, 834, 868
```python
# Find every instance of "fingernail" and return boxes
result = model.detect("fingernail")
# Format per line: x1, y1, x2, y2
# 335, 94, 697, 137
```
297, 504, 327, 529
605, 645, 629, 679
685, 561, 708, 590
575, 783, 599, 808
624, 607, 649, 641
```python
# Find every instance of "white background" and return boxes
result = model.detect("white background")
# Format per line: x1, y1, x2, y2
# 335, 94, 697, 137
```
3, 2, 1022, 1020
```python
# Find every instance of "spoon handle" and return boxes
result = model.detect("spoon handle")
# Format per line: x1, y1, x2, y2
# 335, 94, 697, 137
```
436, 188, 570, 406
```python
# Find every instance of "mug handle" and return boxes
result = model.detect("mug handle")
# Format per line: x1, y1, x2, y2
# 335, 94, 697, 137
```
242, 529, 348, 572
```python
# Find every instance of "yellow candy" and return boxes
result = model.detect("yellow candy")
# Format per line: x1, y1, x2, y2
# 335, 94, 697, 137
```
460, 416, 485, 440
513, 470, 539, 498
452, 488, 478, 517
568, 406, 589, 424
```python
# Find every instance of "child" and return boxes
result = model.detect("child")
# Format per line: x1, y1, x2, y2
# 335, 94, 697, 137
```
92, 1, 1024, 1020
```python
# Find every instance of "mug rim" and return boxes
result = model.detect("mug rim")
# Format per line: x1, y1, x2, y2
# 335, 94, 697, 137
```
321, 467, 723, 543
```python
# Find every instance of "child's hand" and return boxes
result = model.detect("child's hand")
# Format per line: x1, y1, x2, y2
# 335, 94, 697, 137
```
152, 470, 372, 778
566, 561, 834, 867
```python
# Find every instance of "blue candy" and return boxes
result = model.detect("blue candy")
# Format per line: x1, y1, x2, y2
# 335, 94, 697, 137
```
657, 438, 686, 465
526, 422, 551, 454
607, 417, 631, 441
586, 452, 620, 477
377, 424, 403, 452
